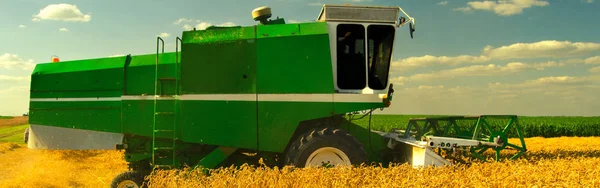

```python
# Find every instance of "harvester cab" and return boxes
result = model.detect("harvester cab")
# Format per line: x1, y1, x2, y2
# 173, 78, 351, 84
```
315, 5, 414, 97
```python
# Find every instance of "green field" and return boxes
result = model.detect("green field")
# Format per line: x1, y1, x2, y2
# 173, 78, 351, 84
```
0, 124, 28, 143
0, 115, 599, 145
352, 115, 600, 138
0, 116, 14, 119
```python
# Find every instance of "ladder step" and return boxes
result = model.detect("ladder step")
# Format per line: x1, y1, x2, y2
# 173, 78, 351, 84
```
154, 147, 174, 150
155, 112, 174, 115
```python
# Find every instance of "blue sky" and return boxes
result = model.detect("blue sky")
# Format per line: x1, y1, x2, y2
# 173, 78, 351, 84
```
1, 0, 599, 116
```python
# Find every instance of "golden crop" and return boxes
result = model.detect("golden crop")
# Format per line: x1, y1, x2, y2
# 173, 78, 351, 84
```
0, 148, 127, 188
147, 137, 600, 188
0, 143, 19, 153
0, 137, 598, 187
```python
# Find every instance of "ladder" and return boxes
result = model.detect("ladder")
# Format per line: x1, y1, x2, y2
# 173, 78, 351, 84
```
151, 36, 181, 169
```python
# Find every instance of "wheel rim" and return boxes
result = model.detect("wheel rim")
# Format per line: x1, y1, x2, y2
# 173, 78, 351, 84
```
305, 147, 351, 167
117, 180, 139, 188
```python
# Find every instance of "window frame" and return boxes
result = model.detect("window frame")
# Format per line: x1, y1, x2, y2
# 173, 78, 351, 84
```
328, 22, 397, 94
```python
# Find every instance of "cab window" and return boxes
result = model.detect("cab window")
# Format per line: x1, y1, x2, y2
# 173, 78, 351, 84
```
367, 25, 395, 90
336, 24, 366, 90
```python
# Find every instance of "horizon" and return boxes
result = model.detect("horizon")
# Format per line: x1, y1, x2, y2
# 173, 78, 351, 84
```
1, 0, 599, 116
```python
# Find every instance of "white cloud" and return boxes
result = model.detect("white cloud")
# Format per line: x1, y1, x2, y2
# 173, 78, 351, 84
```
408, 61, 563, 81
389, 76, 408, 86
173, 18, 194, 25
0, 75, 30, 82
454, 0, 549, 16
391, 55, 490, 72
489, 75, 600, 89
590, 67, 600, 73
391, 40, 599, 73
584, 0, 594, 3
584, 56, 600, 64
217, 22, 236, 27
483, 40, 600, 59
183, 22, 236, 30
453, 7, 473, 12
438, 1, 448, 6
0, 53, 35, 70
59, 28, 69, 32
418, 85, 445, 90
32, 4, 91, 22
158, 32, 170, 38
18, 25, 26, 28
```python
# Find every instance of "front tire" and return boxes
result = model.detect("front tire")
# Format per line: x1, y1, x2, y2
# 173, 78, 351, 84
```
284, 127, 368, 167
111, 171, 146, 188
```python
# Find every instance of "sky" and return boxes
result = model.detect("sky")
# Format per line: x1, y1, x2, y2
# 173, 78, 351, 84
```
0, 0, 599, 116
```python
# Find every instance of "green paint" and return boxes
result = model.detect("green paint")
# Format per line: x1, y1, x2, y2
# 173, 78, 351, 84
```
257, 102, 334, 152
402, 115, 527, 162
256, 26, 334, 94
28, 10, 407, 173
182, 26, 254, 44
29, 101, 121, 133
122, 100, 154, 136
180, 100, 257, 149
181, 35, 256, 94
195, 146, 238, 169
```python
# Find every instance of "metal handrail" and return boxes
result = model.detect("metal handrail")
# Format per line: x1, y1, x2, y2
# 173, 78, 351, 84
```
176, 37, 182, 95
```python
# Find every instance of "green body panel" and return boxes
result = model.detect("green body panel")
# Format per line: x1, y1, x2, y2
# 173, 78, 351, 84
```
180, 101, 257, 149
257, 102, 334, 152
254, 22, 337, 152
122, 100, 154, 137
29, 53, 178, 135
195, 146, 237, 169
256, 22, 333, 94
257, 23, 299, 38
29, 101, 122, 133
126, 53, 178, 95
180, 40, 257, 94
30, 56, 125, 98
182, 26, 254, 44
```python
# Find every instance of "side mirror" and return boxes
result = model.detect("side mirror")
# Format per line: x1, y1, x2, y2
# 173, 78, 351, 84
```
387, 83, 394, 98
409, 22, 415, 39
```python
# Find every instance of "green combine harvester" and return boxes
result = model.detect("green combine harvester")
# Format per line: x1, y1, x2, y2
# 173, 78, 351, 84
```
26, 4, 526, 188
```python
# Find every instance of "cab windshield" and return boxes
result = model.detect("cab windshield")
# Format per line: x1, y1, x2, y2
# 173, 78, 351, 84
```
336, 24, 395, 91
367, 25, 395, 90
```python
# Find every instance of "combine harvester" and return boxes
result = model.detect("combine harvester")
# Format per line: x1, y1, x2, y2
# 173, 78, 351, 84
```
26, 4, 526, 188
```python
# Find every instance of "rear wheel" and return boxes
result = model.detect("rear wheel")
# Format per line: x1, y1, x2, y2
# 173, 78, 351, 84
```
23, 127, 29, 144
284, 127, 368, 167
111, 171, 146, 188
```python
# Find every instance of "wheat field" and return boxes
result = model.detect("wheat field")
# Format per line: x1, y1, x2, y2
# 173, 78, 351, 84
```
146, 136, 600, 188
0, 137, 599, 187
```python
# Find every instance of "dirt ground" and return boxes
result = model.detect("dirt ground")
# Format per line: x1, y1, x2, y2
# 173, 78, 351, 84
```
0, 116, 28, 128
